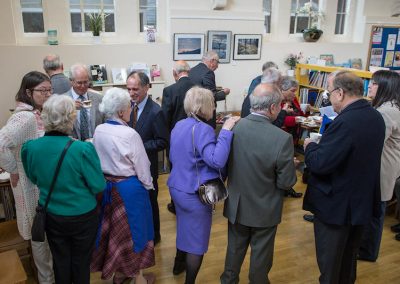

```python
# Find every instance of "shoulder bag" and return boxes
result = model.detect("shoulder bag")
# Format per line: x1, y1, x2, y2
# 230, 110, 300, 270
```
31, 139, 74, 242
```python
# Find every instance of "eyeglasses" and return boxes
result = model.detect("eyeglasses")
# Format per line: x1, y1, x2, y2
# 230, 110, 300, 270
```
213, 58, 220, 64
73, 80, 90, 86
326, 87, 340, 97
369, 80, 378, 86
32, 88, 53, 95
127, 88, 138, 92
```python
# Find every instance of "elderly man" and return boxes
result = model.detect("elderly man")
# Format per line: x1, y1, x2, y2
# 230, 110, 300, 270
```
63, 64, 103, 141
221, 83, 297, 284
303, 71, 385, 284
189, 50, 230, 128
127, 71, 168, 244
162, 60, 195, 217
43, 54, 71, 94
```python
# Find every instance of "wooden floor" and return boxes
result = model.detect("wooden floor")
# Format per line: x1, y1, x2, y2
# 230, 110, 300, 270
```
25, 170, 400, 283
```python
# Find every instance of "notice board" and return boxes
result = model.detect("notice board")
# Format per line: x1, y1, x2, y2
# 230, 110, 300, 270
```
366, 25, 400, 70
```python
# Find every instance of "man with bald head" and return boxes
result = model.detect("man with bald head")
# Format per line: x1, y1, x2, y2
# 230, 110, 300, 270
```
221, 83, 297, 284
43, 54, 71, 94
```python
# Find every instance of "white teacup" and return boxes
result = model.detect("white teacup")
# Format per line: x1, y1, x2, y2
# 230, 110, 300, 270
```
82, 100, 92, 108
300, 103, 309, 113
309, 132, 322, 143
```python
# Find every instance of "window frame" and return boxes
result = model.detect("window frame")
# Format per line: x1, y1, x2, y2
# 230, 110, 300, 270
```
263, 0, 272, 34
139, 0, 157, 33
289, 0, 321, 35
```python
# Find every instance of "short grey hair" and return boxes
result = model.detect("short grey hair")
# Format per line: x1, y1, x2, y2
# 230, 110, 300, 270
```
331, 71, 364, 97
42, 95, 76, 134
280, 76, 299, 91
99, 87, 131, 119
174, 60, 190, 74
262, 61, 278, 71
70, 64, 90, 80
184, 86, 215, 121
202, 50, 219, 62
250, 83, 282, 113
43, 54, 61, 72
261, 68, 282, 84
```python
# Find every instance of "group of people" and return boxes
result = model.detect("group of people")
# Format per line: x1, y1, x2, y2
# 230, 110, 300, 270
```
0, 50, 399, 284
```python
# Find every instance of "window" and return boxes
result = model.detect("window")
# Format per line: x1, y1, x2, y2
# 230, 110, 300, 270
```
69, 0, 115, 33
20, 0, 44, 33
290, 0, 319, 34
139, 0, 157, 32
335, 0, 350, 34
263, 0, 272, 34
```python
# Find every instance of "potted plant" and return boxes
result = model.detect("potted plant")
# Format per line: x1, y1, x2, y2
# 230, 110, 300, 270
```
86, 10, 108, 43
297, 2, 324, 42
285, 52, 303, 76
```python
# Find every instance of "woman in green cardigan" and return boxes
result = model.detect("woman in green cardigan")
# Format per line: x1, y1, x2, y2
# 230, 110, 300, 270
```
21, 95, 106, 284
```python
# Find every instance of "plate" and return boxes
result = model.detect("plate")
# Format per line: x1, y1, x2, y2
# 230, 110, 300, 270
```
0, 172, 10, 183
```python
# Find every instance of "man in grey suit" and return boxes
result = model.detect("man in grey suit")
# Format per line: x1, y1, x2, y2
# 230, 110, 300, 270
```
63, 64, 103, 140
221, 83, 297, 284
43, 54, 71, 95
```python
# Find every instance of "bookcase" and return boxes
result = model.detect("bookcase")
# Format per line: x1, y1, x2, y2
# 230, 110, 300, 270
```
295, 63, 372, 106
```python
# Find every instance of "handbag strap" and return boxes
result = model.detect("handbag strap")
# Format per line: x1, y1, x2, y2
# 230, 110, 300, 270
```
43, 139, 74, 210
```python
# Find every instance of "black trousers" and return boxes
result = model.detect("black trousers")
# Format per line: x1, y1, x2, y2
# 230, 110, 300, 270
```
314, 217, 364, 284
149, 178, 160, 240
46, 208, 98, 284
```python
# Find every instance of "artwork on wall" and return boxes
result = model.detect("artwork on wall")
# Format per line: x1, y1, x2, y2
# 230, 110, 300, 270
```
319, 54, 334, 66
207, 31, 232, 63
233, 34, 262, 60
173, 33, 205, 61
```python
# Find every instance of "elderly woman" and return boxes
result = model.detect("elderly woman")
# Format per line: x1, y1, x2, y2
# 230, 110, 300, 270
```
21, 95, 105, 284
0, 71, 54, 283
359, 70, 400, 260
90, 88, 155, 284
168, 86, 239, 284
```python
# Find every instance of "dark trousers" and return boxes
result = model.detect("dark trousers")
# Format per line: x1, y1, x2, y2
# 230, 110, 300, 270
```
46, 208, 98, 284
220, 221, 277, 284
149, 178, 160, 240
359, 201, 386, 261
314, 217, 364, 284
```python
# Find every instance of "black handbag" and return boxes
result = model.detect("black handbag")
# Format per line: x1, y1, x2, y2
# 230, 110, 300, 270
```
192, 122, 228, 205
31, 139, 74, 242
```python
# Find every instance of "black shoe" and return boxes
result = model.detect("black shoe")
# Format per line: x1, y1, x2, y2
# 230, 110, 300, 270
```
167, 202, 176, 215
285, 188, 303, 198
173, 258, 186, 275
303, 214, 314, 222
396, 233, 400, 241
391, 223, 400, 233
357, 255, 376, 262
154, 234, 161, 245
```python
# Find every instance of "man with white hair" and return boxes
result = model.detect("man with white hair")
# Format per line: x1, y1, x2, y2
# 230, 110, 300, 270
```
62, 63, 104, 140
43, 54, 71, 94
189, 50, 230, 128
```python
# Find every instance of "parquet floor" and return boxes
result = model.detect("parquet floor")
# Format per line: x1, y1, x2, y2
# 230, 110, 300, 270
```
24, 170, 400, 283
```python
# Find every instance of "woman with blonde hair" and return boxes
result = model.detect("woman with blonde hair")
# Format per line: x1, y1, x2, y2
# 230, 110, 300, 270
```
168, 86, 239, 284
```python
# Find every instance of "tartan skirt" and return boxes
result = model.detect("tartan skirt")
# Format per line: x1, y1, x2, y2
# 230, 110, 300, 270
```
90, 178, 155, 279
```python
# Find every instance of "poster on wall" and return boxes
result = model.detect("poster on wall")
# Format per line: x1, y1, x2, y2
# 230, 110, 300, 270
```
370, 48, 384, 66
387, 34, 397, 50
393, 52, 400, 67
372, 27, 383, 44
384, 51, 394, 67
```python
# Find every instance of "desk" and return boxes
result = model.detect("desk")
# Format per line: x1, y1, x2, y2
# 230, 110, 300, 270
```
0, 180, 16, 221
0, 249, 27, 284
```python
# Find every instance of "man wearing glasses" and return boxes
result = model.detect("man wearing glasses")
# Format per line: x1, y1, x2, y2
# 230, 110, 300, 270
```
63, 63, 104, 141
189, 50, 230, 128
302, 71, 385, 283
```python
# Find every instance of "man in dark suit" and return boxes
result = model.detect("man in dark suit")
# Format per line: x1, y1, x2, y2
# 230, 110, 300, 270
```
221, 83, 297, 284
127, 71, 168, 244
189, 50, 230, 128
43, 54, 71, 95
303, 71, 385, 284
63, 63, 103, 141
162, 60, 194, 217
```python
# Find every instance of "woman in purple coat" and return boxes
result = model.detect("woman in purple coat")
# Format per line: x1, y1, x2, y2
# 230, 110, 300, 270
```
168, 86, 239, 284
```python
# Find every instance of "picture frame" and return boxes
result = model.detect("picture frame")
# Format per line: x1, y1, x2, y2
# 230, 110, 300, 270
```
320, 54, 334, 66
207, 30, 232, 63
173, 33, 205, 61
233, 34, 262, 60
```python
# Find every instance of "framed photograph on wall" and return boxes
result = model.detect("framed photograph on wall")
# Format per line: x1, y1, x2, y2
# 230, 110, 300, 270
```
207, 31, 232, 63
233, 34, 262, 60
173, 33, 205, 61
320, 54, 334, 66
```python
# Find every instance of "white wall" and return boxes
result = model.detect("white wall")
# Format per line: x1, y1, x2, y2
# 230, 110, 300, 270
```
0, 0, 399, 126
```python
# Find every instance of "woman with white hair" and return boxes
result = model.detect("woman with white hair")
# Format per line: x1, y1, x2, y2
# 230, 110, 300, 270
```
90, 88, 155, 284
168, 86, 239, 284
21, 95, 105, 283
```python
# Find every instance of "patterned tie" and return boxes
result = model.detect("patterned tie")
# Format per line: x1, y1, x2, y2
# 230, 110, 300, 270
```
131, 104, 139, 128
79, 96, 90, 141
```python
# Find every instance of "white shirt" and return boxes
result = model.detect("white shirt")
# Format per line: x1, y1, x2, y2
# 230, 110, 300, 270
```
136, 95, 148, 121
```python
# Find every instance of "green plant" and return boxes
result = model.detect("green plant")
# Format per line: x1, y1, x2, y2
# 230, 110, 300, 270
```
297, 2, 324, 30
86, 10, 107, 36
284, 52, 303, 69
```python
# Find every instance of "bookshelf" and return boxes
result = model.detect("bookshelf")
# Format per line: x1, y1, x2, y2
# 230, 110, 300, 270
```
295, 63, 372, 107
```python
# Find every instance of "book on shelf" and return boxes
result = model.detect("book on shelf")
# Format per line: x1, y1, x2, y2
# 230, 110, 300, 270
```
89, 64, 108, 84
111, 68, 128, 84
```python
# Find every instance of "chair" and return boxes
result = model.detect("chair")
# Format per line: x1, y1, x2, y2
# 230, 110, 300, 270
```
0, 220, 37, 281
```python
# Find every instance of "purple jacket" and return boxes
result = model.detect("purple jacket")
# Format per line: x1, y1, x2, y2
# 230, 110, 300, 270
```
167, 117, 233, 194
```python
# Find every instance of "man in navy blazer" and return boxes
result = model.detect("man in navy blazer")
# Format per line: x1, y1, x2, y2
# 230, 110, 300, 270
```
303, 71, 385, 284
189, 51, 230, 128
127, 71, 168, 244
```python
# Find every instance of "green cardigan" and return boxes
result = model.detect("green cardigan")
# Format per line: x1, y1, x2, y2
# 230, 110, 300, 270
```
21, 135, 105, 216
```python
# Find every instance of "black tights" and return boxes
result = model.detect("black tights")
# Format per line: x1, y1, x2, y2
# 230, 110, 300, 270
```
185, 252, 204, 284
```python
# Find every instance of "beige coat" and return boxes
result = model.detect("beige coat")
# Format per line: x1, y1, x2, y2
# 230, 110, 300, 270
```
378, 101, 400, 201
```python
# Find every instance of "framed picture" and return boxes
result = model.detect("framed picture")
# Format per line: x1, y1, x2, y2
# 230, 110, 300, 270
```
320, 54, 334, 66
233, 34, 262, 60
173, 33, 205, 61
207, 31, 232, 63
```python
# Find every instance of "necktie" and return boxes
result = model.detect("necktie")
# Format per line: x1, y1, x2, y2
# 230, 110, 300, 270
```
131, 104, 139, 128
79, 96, 89, 141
